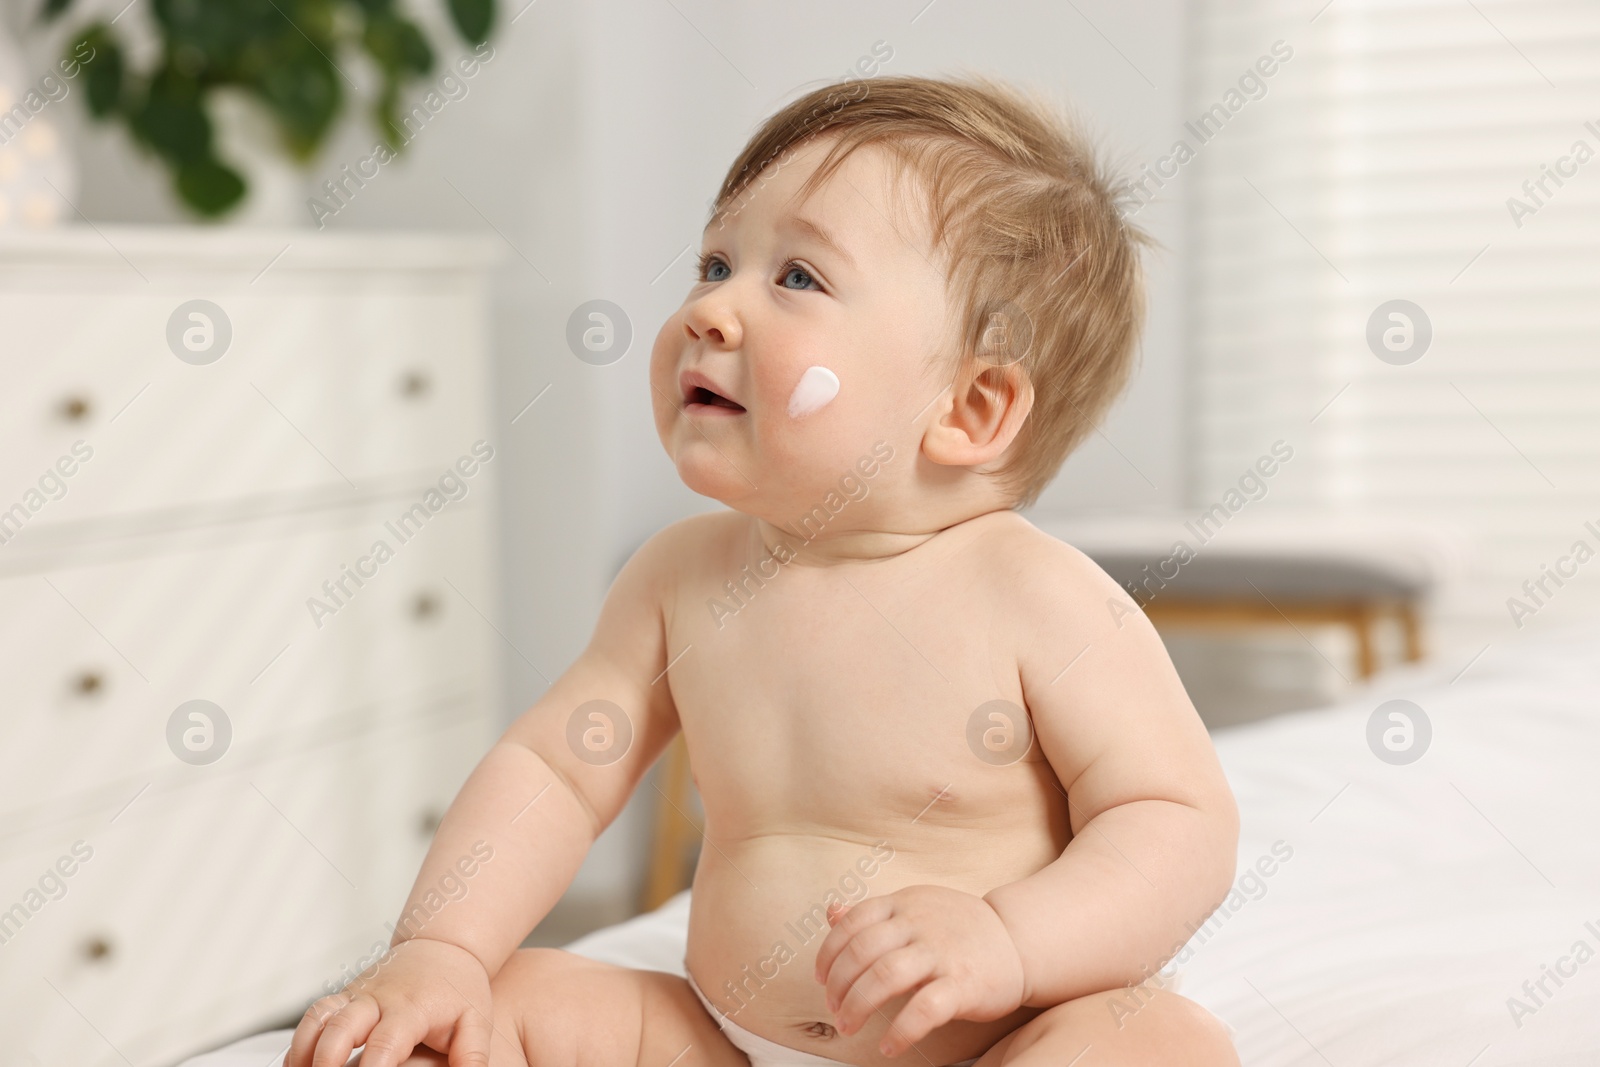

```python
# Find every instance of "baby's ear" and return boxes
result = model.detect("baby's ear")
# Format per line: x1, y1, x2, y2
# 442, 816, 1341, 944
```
921, 359, 1034, 469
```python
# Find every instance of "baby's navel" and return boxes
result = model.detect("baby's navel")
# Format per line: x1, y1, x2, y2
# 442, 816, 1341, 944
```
800, 1021, 837, 1039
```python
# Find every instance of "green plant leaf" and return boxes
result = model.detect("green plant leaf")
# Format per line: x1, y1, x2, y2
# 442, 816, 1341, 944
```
130, 68, 211, 163
176, 156, 247, 216
154, 0, 286, 58
364, 13, 434, 76
38, 0, 75, 23
258, 49, 341, 160
374, 81, 404, 152
71, 25, 124, 117
447, 0, 494, 45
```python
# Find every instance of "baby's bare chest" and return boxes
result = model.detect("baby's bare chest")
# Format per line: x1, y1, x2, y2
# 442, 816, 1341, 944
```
664, 551, 1053, 832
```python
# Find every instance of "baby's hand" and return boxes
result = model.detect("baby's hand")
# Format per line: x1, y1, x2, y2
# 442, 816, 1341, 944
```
284, 936, 493, 1067
812, 885, 1027, 1058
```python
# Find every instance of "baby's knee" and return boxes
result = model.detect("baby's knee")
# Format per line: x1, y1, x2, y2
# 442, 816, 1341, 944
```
1007, 987, 1239, 1066
489, 949, 633, 1064
494, 946, 592, 988
1139, 991, 1237, 1065
1097, 986, 1238, 1066
491, 947, 597, 1022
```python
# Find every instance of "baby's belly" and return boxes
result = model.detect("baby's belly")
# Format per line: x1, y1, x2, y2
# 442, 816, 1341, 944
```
683, 831, 1050, 1067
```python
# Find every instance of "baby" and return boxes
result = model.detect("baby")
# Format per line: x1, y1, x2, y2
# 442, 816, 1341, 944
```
287, 73, 1241, 1067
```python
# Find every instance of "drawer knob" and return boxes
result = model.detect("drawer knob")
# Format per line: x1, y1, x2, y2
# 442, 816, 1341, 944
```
59, 395, 92, 421
411, 592, 440, 620
82, 935, 113, 962
400, 371, 431, 399
73, 670, 104, 696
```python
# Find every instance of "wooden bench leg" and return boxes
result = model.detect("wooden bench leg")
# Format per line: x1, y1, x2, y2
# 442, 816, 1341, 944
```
642, 734, 698, 912
1399, 602, 1424, 663
1352, 607, 1378, 680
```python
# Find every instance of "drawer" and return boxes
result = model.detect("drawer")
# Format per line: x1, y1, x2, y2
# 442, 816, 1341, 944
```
0, 284, 491, 527
0, 503, 499, 820
0, 712, 490, 1067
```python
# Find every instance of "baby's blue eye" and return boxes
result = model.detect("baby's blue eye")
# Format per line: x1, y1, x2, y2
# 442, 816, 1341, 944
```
696, 252, 731, 282
781, 263, 819, 290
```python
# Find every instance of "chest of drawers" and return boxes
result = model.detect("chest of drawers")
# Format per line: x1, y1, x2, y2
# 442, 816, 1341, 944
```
0, 226, 503, 1067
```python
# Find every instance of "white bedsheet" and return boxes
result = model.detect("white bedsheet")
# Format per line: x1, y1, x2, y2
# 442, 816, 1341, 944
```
180, 621, 1600, 1066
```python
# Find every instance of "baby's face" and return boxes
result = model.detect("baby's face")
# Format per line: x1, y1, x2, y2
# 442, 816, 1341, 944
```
651, 134, 953, 514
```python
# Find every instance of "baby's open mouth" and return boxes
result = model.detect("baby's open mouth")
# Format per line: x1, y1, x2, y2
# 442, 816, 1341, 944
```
686, 386, 746, 412
680, 369, 746, 414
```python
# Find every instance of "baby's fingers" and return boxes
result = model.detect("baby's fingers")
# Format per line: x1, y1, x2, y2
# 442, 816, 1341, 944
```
348, 988, 491, 1067
307, 994, 380, 1067
445, 1003, 494, 1067
882, 979, 959, 1058
285, 994, 351, 1067
824, 918, 911, 1018
834, 946, 932, 1037
353, 1006, 433, 1067
814, 895, 892, 984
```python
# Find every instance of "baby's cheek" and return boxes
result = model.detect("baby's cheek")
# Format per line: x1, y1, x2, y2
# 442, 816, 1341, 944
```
786, 365, 841, 418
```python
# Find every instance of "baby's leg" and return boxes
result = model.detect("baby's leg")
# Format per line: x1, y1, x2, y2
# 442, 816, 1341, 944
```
975, 987, 1238, 1067
387, 948, 750, 1067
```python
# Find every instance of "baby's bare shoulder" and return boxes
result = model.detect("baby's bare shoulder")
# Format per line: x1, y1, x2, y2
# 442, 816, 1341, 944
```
964, 511, 1166, 676
625, 510, 750, 603
968, 511, 1126, 612
640, 509, 746, 561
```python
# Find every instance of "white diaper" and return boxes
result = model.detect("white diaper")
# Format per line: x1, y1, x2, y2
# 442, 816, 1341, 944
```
684, 965, 979, 1067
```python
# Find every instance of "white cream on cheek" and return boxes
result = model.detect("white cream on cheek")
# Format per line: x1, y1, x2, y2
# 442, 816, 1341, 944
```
787, 365, 840, 418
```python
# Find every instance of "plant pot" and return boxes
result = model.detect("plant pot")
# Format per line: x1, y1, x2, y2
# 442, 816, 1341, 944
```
207, 88, 310, 227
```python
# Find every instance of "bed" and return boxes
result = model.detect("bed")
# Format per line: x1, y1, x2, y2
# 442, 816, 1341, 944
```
180, 618, 1600, 1066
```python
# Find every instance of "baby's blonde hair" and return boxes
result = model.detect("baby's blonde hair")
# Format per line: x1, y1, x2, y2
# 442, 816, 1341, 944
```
711, 73, 1154, 510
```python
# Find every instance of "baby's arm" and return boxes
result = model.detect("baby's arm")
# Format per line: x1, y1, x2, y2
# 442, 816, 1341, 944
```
285, 521, 686, 1067
981, 540, 1240, 1007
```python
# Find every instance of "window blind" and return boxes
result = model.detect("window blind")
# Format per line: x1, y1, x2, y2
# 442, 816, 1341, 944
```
1183, 0, 1600, 654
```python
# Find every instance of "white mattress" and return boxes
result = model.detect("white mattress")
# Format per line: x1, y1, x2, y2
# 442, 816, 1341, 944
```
180, 620, 1600, 1066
